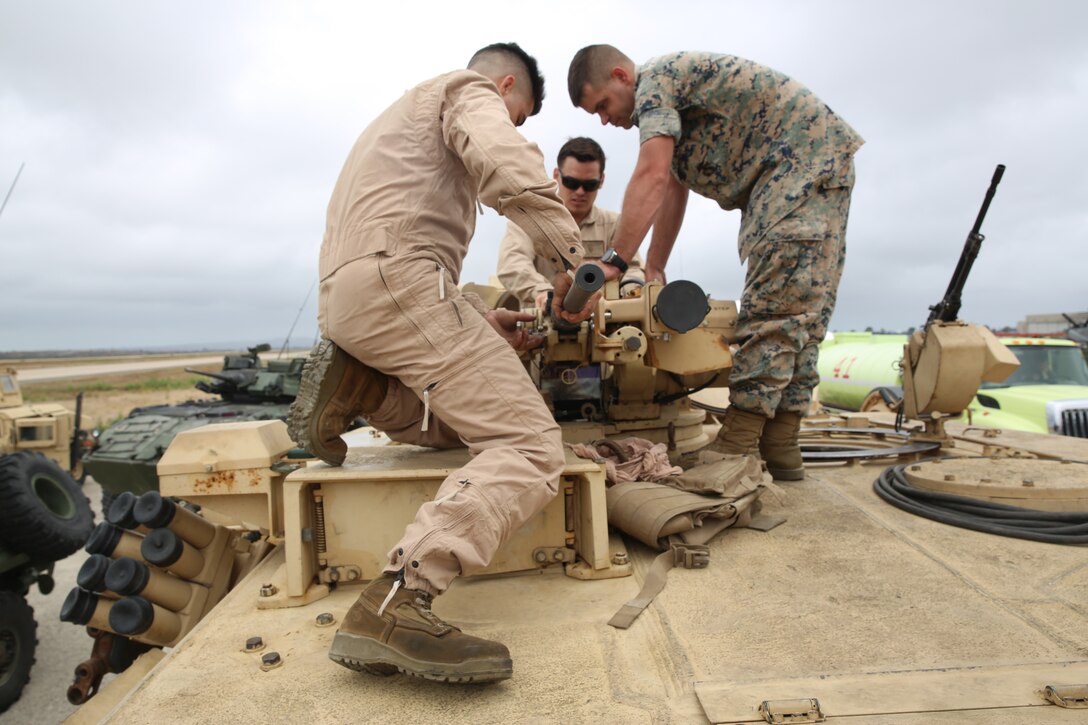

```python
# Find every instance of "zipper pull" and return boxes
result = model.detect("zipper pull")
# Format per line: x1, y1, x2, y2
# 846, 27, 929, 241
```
437, 263, 446, 301
434, 479, 469, 506
378, 569, 405, 617
421, 383, 436, 432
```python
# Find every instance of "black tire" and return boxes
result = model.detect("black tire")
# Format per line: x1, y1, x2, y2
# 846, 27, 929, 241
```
0, 591, 37, 714
0, 452, 95, 562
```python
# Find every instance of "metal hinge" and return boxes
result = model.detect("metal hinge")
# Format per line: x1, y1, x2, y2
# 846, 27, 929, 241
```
758, 698, 825, 724
317, 565, 362, 585
1042, 684, 1088, 708
563, 485, 575, 533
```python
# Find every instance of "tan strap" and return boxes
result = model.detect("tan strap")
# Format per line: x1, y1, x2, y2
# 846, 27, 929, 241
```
607, 548, 675, 629
747, 512, 787, 532
608, 539, 710, 629
605, 464, 781, 629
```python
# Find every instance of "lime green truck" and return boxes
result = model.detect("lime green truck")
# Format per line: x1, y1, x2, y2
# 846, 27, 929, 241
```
817, 332, 1088, 437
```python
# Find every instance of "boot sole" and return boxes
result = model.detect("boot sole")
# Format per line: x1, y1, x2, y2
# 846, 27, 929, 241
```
287, 339, 346, 466
329, 631, 512, 684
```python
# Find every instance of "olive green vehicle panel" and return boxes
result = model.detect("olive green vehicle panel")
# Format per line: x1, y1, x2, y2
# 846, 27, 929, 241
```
83, 422, 1088, 724
86, 413, 283, 496
0, 547, 30, 575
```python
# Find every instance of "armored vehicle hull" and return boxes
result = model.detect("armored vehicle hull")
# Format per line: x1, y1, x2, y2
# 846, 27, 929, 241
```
83, 345, 308, 501
85, 401, 293, 498
63, 415, 1088, 724
58, 255, 1088, 721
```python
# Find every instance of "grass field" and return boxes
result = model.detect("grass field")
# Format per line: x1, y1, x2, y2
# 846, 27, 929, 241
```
11, 348, 309, 429
20, 367, 211, 430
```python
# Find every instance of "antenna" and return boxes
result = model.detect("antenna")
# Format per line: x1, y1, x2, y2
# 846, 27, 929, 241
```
0, 162, 25, 221
279, 278, 317, 359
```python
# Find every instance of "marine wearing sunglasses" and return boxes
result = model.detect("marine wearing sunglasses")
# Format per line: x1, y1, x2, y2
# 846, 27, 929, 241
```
553, 153, 603, 226
560, 175, 602, 192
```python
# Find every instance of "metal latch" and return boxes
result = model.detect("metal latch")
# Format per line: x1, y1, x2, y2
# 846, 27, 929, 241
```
1042, 684, 1088, 708
758, 698, 825, 724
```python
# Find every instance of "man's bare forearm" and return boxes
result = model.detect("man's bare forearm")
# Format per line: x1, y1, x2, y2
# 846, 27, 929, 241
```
610, 136, 676, 262
645, 174, 688, 280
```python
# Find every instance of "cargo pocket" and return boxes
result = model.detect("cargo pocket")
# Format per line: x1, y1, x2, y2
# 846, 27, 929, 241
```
762, 208, 832, 244
744, 238, 821, 319
379, 257, 466, 350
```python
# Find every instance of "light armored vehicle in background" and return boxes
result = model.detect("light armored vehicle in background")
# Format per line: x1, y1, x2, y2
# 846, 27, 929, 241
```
83, 344, 310, 507
60, 166, 1088, 723
0, 368, 94, 713
818, 332, 1088, 436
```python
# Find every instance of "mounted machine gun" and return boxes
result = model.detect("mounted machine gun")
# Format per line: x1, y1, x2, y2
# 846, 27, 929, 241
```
900, 165, 1020, 435
525, 262, 738, 458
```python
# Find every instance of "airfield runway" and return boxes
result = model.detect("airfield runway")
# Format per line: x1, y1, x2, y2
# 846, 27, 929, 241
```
14, 356, 234, 383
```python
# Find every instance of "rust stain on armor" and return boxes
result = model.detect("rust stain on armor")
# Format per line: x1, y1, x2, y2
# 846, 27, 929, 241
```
191, 468, 264, 493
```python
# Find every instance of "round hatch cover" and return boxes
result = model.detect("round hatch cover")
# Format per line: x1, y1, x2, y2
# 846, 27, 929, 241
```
904, 457, 1088, 512
654, 280, 709, 333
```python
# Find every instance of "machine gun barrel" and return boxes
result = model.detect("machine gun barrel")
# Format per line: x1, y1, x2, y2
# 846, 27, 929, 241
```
184, 368, 256, 393
562, 263, 606, 314
926, 164, 1005, 326
184, 367, 233, 384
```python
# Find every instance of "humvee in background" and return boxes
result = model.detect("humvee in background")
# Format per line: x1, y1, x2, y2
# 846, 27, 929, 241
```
0, 368, 93, 713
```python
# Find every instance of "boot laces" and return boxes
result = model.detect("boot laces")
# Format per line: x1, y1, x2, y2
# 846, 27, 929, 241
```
375, 570, 448, 628
412, 592, 448, 628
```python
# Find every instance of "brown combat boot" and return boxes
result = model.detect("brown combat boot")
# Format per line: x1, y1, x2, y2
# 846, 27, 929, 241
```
759, 411, 805, 481
329, 574, 513, 683
706, 407, 767, 456
287, 338, 388, 466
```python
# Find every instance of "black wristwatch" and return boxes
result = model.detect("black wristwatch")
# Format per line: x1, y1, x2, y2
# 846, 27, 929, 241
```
600, 247, 629, 274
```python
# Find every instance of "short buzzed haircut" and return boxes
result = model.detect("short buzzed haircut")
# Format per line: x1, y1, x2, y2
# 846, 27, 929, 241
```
557, 137, 606, 173
468, 42, 546, 116
567, 44, 632, 106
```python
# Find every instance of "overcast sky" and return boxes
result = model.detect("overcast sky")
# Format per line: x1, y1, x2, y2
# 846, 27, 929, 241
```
2, 0, 1085, 352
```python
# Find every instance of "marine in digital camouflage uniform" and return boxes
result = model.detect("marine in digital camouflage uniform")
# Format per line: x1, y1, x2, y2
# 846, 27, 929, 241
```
568, 45, 863, 480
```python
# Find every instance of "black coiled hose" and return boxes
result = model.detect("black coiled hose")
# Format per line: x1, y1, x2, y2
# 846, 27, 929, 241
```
873, 458, 1088, 545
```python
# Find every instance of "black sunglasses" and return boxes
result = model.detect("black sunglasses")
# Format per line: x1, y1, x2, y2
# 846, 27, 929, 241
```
560, 175, 602, 192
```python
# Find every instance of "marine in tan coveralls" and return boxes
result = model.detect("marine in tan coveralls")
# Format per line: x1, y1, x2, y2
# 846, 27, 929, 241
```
290, 43, 594, 683
567, 45, 863, 481
498, 136, 643, 310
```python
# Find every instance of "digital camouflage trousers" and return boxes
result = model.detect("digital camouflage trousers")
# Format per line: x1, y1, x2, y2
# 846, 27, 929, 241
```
730, 165, 855, 418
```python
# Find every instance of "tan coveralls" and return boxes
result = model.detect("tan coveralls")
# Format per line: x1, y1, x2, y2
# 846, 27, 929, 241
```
317, 70, 584, 595
497, 206, 644, 308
